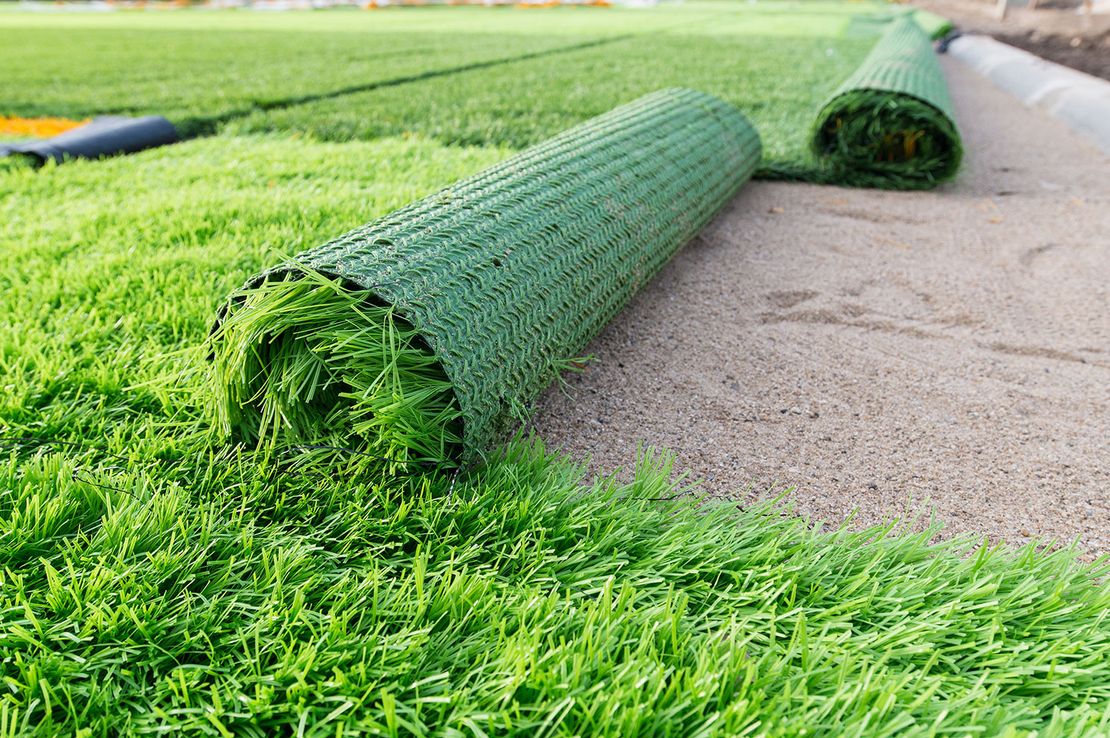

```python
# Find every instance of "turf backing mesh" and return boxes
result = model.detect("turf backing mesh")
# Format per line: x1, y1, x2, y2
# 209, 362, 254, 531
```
211, 88, 761, 465
811, 15, 962, 189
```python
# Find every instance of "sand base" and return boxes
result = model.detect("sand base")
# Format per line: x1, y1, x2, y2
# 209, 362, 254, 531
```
533, 56, 1110, 556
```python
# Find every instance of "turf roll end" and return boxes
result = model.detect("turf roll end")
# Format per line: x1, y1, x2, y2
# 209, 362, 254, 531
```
211, 271, 463, 466
814, 89, 962, 188
813, 15, 963, 189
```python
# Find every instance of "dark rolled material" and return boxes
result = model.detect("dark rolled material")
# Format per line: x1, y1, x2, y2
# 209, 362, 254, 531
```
0, 115, 178, 165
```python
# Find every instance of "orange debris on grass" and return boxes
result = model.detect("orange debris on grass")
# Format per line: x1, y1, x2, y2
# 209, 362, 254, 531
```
0, 116, 89, 138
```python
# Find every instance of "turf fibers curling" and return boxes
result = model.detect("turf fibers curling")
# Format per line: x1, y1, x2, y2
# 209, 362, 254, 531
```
211, 88, 761, 465
813, 15, 962, 189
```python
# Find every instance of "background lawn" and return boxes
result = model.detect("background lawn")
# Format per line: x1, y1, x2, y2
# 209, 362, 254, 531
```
1, 2, 877, 159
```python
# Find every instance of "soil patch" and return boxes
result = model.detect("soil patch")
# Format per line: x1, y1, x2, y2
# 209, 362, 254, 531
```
914, 0, 1110, 79
997, 28, 1110, 80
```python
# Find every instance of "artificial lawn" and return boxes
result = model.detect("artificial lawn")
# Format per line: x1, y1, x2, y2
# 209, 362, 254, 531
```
2, 131, 1109, 738
809, 16, 962, 188
0, 3, 710, 129
0, 14, 637, 137
1, 1, 878, 170
228, 30, 873, 171
230, 2, 878, 174
3, 437, 1110, 736
2, 3, 1109, 735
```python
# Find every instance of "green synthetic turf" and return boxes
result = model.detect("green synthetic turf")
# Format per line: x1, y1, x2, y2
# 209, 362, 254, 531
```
211, 273, 465, 467
1, 3, 958, 187
0, 7, 654, 133
3, 5, 1101, 735
2, 436, 1109, 737
2, 125, 1108, 738
227, 30, 872, 175
211, 89, 761, 464
0, 1, 877, 176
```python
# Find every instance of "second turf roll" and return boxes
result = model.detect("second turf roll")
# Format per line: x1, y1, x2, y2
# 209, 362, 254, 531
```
211, 88, 761, 465
813, 15, 962, 189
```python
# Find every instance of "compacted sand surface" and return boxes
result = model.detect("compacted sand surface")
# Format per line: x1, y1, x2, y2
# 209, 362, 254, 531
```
533, 56, 1110, 555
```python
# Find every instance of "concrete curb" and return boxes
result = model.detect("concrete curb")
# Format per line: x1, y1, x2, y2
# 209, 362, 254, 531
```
947, 34, 1110, 155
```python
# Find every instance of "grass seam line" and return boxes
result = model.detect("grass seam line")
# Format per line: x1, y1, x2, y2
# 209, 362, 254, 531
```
174, 33, 638, 138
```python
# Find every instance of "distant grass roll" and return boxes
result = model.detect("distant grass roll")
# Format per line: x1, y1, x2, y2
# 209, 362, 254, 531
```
913, 9, 955, 42
813, 16, 962, 189
211, 88, 761, 465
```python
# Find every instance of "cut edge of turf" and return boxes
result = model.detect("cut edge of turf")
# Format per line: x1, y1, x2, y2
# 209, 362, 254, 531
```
209, 268, 464, 469
812, 88, 963, 189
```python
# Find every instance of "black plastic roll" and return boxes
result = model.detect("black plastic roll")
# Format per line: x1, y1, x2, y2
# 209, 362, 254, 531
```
0, 115, 179, 166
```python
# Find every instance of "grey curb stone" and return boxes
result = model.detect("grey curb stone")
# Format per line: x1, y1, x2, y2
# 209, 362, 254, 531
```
948, 34, 1110, 155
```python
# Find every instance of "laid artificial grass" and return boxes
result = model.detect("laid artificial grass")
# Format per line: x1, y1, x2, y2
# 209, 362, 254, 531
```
0, 116, 1101, 714
0, 1, 886, 176
3, 439, 1109, 736
223, 10, 875, 172
227, 31, 871, 172
0, 153, 35, 173
4, 4, 1104, 734
0, 22, 634, 138
1, 3, 956, 187
2, 127, 1109, 737
808, 15, 962, 189
0, 2, 726, 132
221, 7, 956, 188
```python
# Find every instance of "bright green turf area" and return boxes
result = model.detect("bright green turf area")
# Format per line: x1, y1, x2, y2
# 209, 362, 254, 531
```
0, 3, 727, 126
228, 30, 872, 170
0, 8, 651, 134
0, 29, 610, 137
2, 3, 1110, 735
4, 436, 1110, 737
1, 1, 878, 163
2, 132, 1110, 738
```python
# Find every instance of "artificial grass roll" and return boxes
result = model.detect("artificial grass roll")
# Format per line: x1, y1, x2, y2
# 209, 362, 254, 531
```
813, 15, 962, 189
211, 88, 761, 465
913, 9, 955, 42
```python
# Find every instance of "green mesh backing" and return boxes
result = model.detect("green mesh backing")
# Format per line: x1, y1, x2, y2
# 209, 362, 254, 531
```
233, 88, 761, 460
812, 15, 962, 189
827, 15, 957, 120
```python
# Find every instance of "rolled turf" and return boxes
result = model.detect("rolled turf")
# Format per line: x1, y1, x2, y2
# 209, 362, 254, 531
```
812, 15, 962, 189
913, 9, 956, 41
210, 88, 761, 466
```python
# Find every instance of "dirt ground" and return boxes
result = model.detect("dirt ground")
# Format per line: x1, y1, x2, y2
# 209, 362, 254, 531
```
532, 56, 1110, 556
914, 0, 1110, 79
